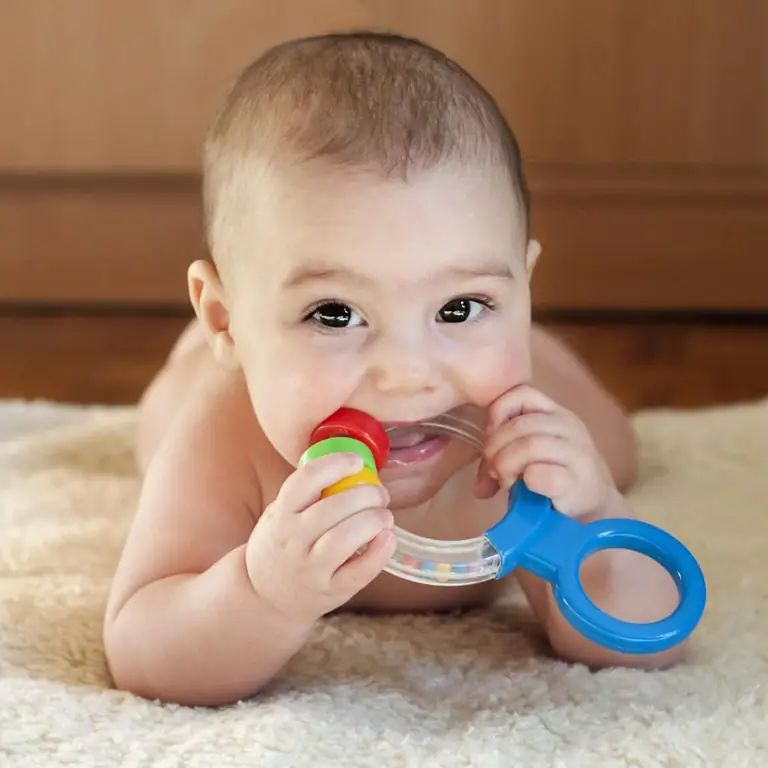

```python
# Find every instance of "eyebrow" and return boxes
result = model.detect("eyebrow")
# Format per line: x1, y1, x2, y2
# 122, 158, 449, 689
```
282, 259, 515, 289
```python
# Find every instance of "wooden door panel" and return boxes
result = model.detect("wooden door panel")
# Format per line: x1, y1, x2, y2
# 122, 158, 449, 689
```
1, 0, 765, 171
0, 1, 766, 309
0, 176, 203, 304
3, 167, 765, 310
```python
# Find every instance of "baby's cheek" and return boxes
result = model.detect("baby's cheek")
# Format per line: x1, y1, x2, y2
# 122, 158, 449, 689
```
246, 362, 362, 464
460, 338, 532, 408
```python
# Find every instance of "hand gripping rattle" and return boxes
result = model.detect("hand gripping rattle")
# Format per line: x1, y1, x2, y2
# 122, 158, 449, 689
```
299, 408, 707, 655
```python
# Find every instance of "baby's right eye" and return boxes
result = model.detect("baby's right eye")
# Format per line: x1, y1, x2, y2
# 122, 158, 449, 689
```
308, 302, 364, 330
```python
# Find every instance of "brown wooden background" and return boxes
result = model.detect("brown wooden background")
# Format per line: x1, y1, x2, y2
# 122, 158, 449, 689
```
1, 0, 766, 310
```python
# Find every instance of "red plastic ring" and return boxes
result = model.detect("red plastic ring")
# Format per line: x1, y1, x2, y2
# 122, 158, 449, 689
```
309, 408, 390, 470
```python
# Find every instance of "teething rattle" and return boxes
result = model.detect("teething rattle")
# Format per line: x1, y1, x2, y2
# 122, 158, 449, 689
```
298, 408, 707, 655
298, 408, 389, 496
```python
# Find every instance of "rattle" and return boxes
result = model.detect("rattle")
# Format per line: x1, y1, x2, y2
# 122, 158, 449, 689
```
298, 408, 707, 655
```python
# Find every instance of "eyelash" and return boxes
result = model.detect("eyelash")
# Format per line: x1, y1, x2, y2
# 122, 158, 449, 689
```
301, 300, 362, 334
439, 295, 496, 322
302, 295, 496, 333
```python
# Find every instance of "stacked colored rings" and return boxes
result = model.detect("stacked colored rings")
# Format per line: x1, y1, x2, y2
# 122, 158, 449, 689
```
299, 409, 390, 498
309, 407, 389, 470
299, 436, 382, 497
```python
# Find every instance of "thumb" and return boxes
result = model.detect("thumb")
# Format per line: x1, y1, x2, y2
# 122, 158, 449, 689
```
474, 455, 500, 499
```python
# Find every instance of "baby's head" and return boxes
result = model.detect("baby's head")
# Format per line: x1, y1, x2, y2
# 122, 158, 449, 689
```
190, 31, 541, 498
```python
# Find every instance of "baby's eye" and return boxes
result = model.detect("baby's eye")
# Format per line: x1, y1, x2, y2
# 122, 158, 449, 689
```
309, 301, 364, 329
437, 298, 489, 323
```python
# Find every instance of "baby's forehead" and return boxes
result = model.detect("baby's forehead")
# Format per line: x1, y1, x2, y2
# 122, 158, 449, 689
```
261, 161, 521, 225
255, 163, 523, 251
202, 32, 530, 275
229, 163, 526, 293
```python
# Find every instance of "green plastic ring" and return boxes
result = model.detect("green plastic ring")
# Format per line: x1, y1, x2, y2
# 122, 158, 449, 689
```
298, 436, 377, 473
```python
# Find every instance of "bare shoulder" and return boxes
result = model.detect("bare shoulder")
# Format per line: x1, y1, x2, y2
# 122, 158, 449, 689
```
530, 323, 638, 491
105, 366, 264, 623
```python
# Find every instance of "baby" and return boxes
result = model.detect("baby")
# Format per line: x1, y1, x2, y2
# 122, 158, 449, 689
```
103, 32, 681, 707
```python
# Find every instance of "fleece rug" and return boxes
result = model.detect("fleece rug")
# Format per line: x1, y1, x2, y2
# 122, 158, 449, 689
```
0, 397, 767, 767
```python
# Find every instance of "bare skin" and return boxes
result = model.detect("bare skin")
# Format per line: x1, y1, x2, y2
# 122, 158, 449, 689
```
103, 166, 681, 707
105, 319, 662, 705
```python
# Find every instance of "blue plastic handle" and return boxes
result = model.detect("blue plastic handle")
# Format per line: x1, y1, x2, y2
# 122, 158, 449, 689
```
484, 481, 707, 654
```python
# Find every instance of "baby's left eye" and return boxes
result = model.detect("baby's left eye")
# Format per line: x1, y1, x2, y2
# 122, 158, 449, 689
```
437, 298, 489, 323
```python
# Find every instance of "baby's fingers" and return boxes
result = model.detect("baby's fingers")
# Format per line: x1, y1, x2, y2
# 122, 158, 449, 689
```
486, 384, 559, 432
489, 434, 571, 487
331, 529, 397, 596
299, 483, 390, 546
522, 462, 573, 502
484, 411, 583, 460
310, 506, 394, 575
277, 452, 367, 513
474, 456, 500, 499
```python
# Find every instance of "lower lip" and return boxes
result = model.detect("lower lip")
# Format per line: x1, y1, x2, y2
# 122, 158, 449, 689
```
385, 434, 449, 468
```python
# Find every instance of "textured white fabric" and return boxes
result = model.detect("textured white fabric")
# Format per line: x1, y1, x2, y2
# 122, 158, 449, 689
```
0, 397, 767, 767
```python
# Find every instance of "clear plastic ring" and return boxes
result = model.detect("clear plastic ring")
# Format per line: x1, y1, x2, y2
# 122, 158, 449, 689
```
382, 414, 502, 586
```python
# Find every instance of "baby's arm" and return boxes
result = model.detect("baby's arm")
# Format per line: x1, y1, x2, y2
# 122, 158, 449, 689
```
479, 376, 684, 670
514, 487, 685, 670
103, 377, 309, 706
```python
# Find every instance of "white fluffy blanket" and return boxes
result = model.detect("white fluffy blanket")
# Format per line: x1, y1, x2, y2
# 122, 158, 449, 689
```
1, 398, 767, 767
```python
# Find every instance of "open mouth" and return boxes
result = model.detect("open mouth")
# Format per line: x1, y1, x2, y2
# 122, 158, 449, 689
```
383, 424, 450, 468
380, 408, 485, 470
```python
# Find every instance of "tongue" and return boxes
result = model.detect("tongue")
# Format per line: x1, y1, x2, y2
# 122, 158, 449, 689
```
388, 431, 429, 450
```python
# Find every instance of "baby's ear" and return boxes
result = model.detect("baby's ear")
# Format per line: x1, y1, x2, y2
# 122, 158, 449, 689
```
187, 260, 237, 367
525, 239, 542, 278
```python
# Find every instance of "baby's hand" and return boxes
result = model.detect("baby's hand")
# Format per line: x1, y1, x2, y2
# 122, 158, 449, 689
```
475, 384, 614, 520
245, 453, 395, 625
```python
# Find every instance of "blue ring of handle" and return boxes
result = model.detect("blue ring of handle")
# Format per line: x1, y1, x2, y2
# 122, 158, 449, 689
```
552, 518, 707, 654
485, 482, 707, 654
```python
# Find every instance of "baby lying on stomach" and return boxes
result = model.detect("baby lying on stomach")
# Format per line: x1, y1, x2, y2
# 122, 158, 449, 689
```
103, 31, 680, 707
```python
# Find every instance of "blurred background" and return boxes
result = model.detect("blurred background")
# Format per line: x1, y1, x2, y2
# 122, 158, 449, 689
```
1, 1, 766, 412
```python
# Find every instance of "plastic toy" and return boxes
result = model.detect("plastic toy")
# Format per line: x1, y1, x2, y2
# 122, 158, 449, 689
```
298, 408, 707, 655
298, 408, 388, 497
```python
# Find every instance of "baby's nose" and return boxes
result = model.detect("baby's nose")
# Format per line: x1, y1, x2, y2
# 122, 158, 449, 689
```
368, 333, 437, 394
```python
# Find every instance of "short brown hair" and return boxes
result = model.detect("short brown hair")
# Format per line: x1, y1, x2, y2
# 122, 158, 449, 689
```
203, 31, 530, 261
